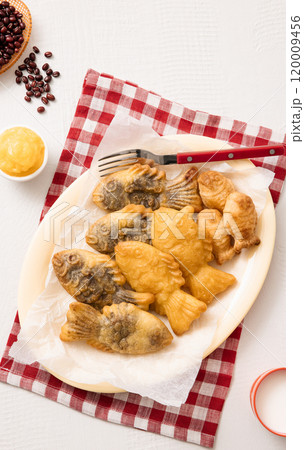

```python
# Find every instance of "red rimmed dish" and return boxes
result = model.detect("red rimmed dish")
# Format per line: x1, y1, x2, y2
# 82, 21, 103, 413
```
250, 367, 286, 437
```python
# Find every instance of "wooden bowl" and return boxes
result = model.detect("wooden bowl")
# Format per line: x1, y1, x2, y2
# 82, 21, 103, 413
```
0, 0, 32, 75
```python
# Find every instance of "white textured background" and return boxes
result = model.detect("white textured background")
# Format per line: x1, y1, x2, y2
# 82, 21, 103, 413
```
0, 0, 285, 449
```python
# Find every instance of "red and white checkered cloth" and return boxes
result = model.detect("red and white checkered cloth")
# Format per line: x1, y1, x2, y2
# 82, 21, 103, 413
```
0, 70, 286, 448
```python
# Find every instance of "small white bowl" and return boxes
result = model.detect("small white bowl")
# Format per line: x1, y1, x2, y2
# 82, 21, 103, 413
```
0, 125, 48, 182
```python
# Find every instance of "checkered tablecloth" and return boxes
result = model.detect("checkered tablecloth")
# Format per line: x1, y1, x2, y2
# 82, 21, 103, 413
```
0, 70, 286, 448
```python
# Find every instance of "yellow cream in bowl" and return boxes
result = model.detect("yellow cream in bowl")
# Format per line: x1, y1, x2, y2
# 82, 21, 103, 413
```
0, 127, 45, 177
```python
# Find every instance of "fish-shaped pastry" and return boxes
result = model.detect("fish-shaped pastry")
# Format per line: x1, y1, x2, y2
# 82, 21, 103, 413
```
198, 171, 235, 212
223, 192, 260, 253
152, 206, 236, 304
86, 204, 152, 254
198, 209, 235, 265
115, 241, 207, 335
52, 249, 154, 311
93, 163, 202, 212
60, 302, 173, 354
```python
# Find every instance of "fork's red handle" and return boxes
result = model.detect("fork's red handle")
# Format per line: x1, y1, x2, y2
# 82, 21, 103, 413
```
176, 144, 286, 164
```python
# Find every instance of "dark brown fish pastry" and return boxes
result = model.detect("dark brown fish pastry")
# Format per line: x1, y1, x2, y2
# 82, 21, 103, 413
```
60, 301, 173, 354
86, 204, 152, 254
93, 163, 202, 212
52, 249, 154, 311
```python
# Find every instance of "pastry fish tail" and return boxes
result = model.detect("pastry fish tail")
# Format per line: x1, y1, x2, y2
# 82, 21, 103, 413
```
234, 235, 260, 253
163, 289, 207, 335
185, 264, 236, 305
60, 302, 101, 342
162, 167, 203, 212
115, 289, 154, 311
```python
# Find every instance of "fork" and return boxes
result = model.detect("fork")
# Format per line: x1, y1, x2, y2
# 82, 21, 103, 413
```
97, 143, 286, 176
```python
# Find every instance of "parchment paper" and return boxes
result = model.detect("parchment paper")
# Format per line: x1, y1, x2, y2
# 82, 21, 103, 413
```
9, 110, 274, 406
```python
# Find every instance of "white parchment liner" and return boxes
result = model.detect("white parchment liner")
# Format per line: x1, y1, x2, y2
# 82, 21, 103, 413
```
10, 111, 274, 406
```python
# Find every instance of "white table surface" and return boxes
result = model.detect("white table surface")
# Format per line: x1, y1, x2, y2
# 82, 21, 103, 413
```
0, 1, 285, 449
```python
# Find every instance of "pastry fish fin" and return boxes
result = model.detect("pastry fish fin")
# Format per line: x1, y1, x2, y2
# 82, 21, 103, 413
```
186, 264, 236, 304
163, 289, 207, 335
163, 167, 203, 212
86, 339, 114, 352
60, 302, 101, 342
234, 235, 260, 253
115, 289, 154, 311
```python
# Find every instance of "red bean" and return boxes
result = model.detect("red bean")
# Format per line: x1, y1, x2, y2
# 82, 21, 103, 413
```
37, 106, 45, 113
44, 51, 52, 58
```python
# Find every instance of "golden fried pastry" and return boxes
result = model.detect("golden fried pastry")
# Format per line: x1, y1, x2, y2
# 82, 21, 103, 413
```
223, 192, 260, 253
60, 302, 173, 354
198, 171, 235, 212
52, 249, 154, 311
198, 209, 235, 265
152, 206, 236, 304
93, 163, 202, 212
115, 241, 207, 335
86, 204, 152, 254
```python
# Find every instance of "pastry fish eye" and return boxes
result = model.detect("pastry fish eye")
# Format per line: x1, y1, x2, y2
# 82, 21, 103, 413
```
106, 180, 117, 192
100, 225, 110, 235
67, 253, 80, 265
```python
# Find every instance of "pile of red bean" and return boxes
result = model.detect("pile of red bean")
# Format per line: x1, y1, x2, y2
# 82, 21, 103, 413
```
0, 1, 25, 71
15, 46, 60, 113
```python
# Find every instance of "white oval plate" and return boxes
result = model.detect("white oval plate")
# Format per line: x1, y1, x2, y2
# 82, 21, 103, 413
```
18, 134, 275, 393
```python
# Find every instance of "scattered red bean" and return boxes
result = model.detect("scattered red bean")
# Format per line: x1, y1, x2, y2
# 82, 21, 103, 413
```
13, 42, 60, 113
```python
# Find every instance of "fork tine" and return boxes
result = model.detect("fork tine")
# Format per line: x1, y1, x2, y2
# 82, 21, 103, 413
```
98, 149, 139, 162
99, 166, 133, 177
98, 159, 138, 175
97, 155, 138, 168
